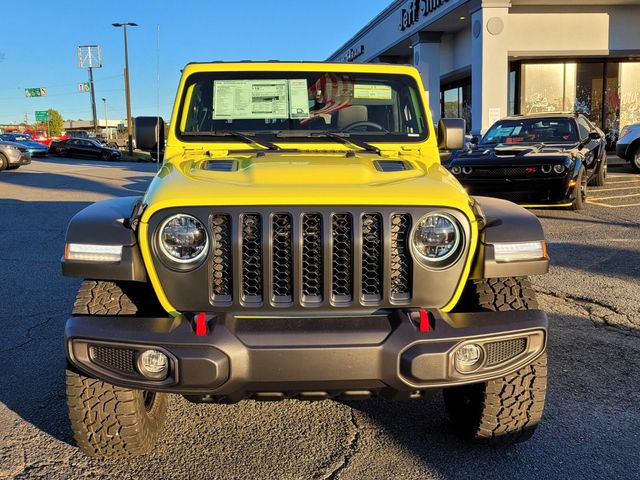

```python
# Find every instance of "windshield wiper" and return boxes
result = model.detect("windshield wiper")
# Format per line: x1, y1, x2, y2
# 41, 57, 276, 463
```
182, 130, 280, 151
276, 131, 381, 155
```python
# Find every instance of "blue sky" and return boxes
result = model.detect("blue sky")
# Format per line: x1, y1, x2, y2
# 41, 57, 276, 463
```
0, 0, 390, 125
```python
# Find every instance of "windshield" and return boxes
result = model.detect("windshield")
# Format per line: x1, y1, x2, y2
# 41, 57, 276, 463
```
177, 71, 427, 143
482, 118, 578, 144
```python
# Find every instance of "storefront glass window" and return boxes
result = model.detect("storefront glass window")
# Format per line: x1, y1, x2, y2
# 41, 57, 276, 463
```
443, 88, 460, 119
522, 64, 565, 113
619, 62, 640, 130
574, 63, 604, 126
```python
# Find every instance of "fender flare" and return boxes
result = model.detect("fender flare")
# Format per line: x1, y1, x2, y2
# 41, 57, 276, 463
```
61, 196, 148, 282
470, 196, 549, 279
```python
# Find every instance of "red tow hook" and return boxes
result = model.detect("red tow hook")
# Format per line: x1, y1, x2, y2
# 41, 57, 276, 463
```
418, 309, 431, 332
195, 312, 208, 336
409, 309, 433, 332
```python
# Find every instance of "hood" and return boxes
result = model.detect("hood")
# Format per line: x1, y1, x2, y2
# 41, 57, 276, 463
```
23, 141, 47, 149
449, 142, 576, 166
140, 151, 471, 219
0, 140, 27, 149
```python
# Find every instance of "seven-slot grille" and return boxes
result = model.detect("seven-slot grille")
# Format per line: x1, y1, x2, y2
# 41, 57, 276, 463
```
208, 211, 413, 307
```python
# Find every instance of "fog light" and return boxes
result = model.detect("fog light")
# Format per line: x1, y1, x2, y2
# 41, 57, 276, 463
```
454, 344, 484, 373
137, 349, 169, 379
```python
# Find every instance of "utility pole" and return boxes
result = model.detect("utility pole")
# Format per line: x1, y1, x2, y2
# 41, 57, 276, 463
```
77, 45, 102, 135
88, 66, 98, 134
113, 22, 138, 155
102, 98, 109, 139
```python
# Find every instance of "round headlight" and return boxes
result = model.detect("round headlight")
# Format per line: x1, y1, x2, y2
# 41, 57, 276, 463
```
462, 166, 473, 175
158, 214, 209, 263
412, 213, 462, 266
553, 164, 565, 174
451, 165, 462, 175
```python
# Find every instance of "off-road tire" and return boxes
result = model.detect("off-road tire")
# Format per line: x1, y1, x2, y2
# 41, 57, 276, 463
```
631, 146, 640, 173
66, 280, 168, 457
445, 277, 547, 445
589, 154, 607, 186
570, 167, 587, 210
0, 152, 8, 171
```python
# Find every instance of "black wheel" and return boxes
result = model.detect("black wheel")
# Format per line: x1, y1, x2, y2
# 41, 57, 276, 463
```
100, 151, 111, 161
631, 146, 640, 173
66, 280, 168, 457
0, 152, 7, 171
445, 277, 547, 445
589, 153, 607, 186
570, 167, 587, 210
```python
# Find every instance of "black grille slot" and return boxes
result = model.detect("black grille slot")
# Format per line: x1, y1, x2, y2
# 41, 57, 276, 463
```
90, 346, 135, 374
272, 213, 293, 303
485, 338, 527, 366
302, 213, 323, 303
210, 214, 232, 303
390, 214, 411, 301
361, 214, 383, 301
241, 214, 263, 302
331, 213, 353, 303
473, 167, 530, 178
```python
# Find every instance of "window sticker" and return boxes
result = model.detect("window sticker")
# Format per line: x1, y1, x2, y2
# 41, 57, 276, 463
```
288, 79, 310, 119
353, 84, 392, 100
213, 79, 289, 119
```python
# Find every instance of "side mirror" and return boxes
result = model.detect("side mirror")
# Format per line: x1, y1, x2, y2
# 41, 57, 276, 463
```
135, 116, 165, 152
437, 118, 466, 151
470, 136, 479, 145
588, 131, 601, 140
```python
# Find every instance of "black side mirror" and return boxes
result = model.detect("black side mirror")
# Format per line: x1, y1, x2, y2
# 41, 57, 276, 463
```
437, 118, 466, 151
135, 116, 165, 152
588, 131, 601, 140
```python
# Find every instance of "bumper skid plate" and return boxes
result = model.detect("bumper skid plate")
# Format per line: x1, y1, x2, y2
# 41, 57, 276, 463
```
66, 309, 547, 402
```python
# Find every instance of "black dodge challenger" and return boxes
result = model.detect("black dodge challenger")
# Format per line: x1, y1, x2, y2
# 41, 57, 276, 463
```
444, 113, 607, 210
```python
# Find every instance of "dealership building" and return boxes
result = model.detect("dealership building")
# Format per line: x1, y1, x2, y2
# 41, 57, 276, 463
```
328, 0, 640, 141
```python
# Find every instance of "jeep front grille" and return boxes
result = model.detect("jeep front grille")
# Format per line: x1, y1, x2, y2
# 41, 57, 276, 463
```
207, 210, 413, 308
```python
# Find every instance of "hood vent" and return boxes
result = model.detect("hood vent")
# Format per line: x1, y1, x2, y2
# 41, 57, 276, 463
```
374, 160, 412, 172
202, 159, 238, 172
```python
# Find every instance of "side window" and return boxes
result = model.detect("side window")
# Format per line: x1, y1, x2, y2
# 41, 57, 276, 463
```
577, 118, 590, 140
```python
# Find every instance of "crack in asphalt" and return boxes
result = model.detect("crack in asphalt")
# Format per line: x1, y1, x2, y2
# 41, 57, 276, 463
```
319, 409, 361, 480
536, 287, 640, 337
0, 315, 59, 353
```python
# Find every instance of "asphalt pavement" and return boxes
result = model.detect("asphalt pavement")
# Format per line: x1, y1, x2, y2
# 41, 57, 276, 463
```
0, 156, 638, 480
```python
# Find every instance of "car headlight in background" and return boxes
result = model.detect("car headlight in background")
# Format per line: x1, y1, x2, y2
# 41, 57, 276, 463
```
158, 214, 209, 264
450, 165, 462, 175
553, 164, 565, 174
620, 126, 630, 138
411, 213, 462, 267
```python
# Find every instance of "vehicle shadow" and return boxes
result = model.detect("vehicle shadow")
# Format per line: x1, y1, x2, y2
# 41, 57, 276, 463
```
0, 170, 151, 197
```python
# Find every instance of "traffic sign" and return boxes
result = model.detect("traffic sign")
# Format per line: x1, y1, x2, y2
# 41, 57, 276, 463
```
78, 82, 90, 93
25, 87, 47, 97
35, 110, 49, 122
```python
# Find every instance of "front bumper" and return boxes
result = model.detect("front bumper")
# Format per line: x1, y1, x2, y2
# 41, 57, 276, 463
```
66, 309, 547, 402
462, 177, 574, 205
616, 142, 629, 160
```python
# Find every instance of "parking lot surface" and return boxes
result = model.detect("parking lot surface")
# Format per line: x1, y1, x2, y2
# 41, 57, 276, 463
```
1, 157, 639, 480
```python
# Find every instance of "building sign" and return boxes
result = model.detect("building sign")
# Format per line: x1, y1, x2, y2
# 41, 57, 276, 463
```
400, 0, 451, 31
345, 44, 365, 62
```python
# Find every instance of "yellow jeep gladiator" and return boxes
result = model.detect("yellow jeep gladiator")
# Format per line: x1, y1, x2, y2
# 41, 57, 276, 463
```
62, 62, 549, 457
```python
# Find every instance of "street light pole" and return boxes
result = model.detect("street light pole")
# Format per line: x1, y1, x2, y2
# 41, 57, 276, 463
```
112, 22, 137, 155
102, 98, 109, 140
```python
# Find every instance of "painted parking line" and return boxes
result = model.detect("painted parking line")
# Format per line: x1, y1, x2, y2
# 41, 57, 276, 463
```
587, 200, 640, 208
603, 179, 640, 185
588, 192, 640, 201
590, 185, 640, 193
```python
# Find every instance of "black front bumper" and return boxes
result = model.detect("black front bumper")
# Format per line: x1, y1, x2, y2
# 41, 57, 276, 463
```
66, 309, 547, 402
463, 177, 574, 205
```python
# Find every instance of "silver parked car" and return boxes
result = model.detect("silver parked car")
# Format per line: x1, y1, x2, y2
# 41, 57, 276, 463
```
0, 140, 32, 171
616, 123, 640, 172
